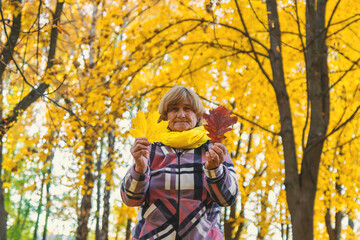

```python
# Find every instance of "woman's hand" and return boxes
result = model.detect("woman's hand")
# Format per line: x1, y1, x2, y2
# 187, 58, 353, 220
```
205, 143, 227, 170
130, 137, 151, 174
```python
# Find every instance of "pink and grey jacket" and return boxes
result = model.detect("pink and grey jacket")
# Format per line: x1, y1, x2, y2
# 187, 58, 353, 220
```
121, 142, 238, 240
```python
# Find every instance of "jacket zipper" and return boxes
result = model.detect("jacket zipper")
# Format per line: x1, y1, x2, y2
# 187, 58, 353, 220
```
175, 150, 183, 240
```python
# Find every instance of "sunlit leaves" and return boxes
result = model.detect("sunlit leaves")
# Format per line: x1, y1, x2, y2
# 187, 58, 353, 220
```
1, 0, 360, 238
129, 111, 168, 143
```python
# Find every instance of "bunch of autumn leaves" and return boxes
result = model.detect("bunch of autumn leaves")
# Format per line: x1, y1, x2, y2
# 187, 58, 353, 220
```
129, 106, 238, 144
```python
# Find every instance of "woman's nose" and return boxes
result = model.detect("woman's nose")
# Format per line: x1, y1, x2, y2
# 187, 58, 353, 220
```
177, 109, 185, 118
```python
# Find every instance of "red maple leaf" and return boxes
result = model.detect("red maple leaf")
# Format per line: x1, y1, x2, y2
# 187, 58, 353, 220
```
203, 105, 238, 143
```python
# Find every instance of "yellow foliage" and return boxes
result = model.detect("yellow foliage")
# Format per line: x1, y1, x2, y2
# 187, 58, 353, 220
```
113, 203, 138, 227
23, 184, 37, 192
1, 0, 360, 239
2, 158, 17, 172
129, 111, 168, 143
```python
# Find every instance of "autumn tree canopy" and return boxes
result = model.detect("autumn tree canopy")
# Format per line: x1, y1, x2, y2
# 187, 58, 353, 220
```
1, 0, 360, 240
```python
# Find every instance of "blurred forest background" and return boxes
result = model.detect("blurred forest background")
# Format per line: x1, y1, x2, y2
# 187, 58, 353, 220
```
1, 0, 360, 239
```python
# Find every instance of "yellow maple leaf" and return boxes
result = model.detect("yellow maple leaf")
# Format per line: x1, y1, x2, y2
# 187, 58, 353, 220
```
129, 111, 168, 143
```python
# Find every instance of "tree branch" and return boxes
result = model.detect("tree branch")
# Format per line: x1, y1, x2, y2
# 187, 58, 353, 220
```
235, 0, 274, 87
199, 96, 279, 135
0, 0, 22, 78
325, 0, 342, 35
0, 1, 92, 134
304, 103, 360, 154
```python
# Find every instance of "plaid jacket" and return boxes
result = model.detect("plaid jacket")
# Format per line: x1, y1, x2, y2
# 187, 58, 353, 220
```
121, 142, 238, 240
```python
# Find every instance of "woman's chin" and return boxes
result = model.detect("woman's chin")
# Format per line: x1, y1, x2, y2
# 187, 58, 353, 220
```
173, 128, 187, 132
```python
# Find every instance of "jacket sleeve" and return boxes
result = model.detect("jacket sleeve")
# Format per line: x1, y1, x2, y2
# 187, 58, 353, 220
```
203, 149, 238, 206
120, 164, 150, 207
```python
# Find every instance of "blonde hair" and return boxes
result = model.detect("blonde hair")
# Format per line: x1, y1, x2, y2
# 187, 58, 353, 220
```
158, 86, 205, 126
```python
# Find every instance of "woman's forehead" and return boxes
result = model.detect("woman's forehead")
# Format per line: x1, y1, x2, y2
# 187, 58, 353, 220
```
169, 98, 192, 107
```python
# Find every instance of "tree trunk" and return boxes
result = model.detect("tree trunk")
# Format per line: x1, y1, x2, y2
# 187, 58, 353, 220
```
100, 131, 115, 240
233, 200, 245, 240
76, 133, 95, 240
348, 217, 354, 230
298, 0, 330, 238
224, 206, 230, 239
257, 193, 269, 240
324, 170, 343, 240
224, 203, 239, 240
0, 1, 22, 239
21, 201, 31, 233
325, 209, 342, 240
42, 147, 55, 240
0, 138, 6, 240
42, 175, 51, 240
99, 182, 111, 240
266, 0, 300, 237
33, 177, 45, 240
224, 126, 242, 240
227, 129, 251, 240
265, 0, 330, 239
280, 203, 289, 240
77, 2, 99, 238
125, 218, 132, 240
95, 137, 104, 240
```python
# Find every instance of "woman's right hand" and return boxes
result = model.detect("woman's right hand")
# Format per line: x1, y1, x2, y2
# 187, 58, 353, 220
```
130, 137, 151, 174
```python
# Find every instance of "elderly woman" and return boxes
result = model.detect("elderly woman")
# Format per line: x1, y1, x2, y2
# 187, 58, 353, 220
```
121, 86, 238, 240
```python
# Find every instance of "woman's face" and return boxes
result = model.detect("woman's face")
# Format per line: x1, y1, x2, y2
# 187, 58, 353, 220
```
167, 98, 198, 132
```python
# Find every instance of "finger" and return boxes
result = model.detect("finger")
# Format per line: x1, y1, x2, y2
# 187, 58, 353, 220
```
206, 152, 212, 162
211, 145, 224, 159
134, 147, 149, 156
134, 138, 151, 146
131, 146, 148, 158
131, 142, 150, 160
136, 137, 148, 140
208, 153, 220, 169
133, 143, 149, 152
206, 152, 218, 164
212, 144, 227, 162
214, 143, 227, 153
205, 151, 220, 169
132, 149, 149, 163
133, 139, 151, 150
208, 148, 220, 162
212, 143, 226, 156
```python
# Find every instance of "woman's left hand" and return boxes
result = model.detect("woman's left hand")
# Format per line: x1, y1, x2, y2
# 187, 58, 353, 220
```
205, 143, 227, 169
